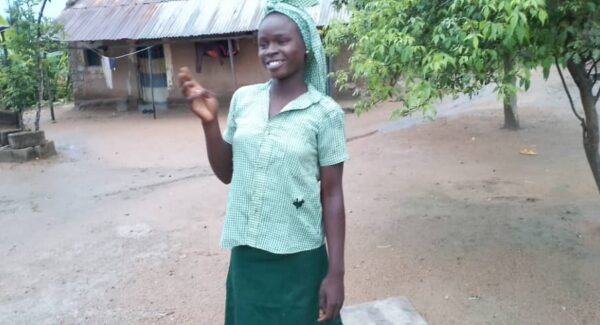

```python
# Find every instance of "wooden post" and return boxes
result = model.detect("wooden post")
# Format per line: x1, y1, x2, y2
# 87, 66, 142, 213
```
148, 46, 156, 120
228, 39, 237, 88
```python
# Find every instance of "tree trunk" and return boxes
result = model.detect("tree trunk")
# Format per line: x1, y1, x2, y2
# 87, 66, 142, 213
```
34, 62, 43, 131
49, 93, 55, 122
17, 108, 24, 130
34, 0, 49, 131
502, 55, 519, 130
0, 32, 8, 65
567, 61, 600, 194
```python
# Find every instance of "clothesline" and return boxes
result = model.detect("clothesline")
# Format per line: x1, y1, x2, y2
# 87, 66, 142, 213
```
81, 44, 156, 60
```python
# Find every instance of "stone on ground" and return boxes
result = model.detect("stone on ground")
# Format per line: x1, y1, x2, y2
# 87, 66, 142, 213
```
0, 129, 22, 146
8, 131, 46, 149
341, 296, 427, 325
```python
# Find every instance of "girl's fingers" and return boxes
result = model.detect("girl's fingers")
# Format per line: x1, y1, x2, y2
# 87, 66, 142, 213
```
318, 291, 327, 322
178, 67, 192, 87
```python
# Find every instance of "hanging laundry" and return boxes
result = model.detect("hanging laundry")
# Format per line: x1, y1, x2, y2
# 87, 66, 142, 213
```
195, 40, 239, 73
101, 56, 114, 89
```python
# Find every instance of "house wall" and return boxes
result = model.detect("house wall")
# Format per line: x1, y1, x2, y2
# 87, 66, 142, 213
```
167, 37, 270, 106
70, 43, 141, 109
70, 37, 353, 110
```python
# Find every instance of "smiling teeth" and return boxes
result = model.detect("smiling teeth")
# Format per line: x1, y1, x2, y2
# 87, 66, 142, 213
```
267, 61, 284, 68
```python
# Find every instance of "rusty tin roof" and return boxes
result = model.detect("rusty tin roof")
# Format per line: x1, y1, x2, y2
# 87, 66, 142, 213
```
58, 0, 348, 42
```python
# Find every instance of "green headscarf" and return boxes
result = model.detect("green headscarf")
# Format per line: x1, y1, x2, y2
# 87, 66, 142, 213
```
264, 0, 328, 94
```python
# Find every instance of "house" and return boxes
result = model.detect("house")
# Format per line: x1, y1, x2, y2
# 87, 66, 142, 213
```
57, 0, 350, 112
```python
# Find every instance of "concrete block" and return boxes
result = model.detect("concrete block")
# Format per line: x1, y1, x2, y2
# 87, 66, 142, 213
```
116, 101, 128, 112
341, 296, 428, 325
34, 141, 57, 158
0, 146, 37, 162
0, 110, 18, 127
12, 147, 37, 162
0, 146, 13, 162
8, 131, 46, 149
0, 129, 22, 146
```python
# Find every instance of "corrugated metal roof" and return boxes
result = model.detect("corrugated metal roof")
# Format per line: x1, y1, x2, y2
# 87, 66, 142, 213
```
57, 0, 348, 42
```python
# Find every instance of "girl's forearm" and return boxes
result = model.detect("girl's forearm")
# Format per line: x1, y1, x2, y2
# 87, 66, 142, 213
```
202, 120, 233, 184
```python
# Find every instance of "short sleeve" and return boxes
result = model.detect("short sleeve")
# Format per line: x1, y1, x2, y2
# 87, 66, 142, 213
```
222, 91, 239, 144
318, 109, 349, 166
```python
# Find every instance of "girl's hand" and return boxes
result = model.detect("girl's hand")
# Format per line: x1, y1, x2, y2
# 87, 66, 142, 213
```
318, 273, 344, 322
177, 67, 219, 124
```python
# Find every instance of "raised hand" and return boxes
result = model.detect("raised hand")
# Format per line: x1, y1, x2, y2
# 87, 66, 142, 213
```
178, 67, 219, 125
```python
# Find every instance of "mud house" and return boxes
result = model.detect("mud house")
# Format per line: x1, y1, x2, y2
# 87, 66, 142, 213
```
57, 0, 349, 112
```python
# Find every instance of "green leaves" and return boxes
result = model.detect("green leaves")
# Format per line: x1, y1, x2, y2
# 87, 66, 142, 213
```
325, 0, 598, 116
326, 0, 542, 115
0, 0, 67, 112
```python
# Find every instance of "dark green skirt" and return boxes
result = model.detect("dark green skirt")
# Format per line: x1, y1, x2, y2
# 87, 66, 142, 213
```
225, 245, 343, 325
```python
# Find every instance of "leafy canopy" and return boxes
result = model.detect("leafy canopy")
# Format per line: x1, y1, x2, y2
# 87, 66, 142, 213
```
325, 0, 597, 117
0, 0, 68, 111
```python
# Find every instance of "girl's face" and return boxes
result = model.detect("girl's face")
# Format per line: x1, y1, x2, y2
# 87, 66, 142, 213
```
258, 13, 307, 82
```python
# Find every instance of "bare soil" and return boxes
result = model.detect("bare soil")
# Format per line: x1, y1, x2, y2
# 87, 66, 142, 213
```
1, 71, 599, 324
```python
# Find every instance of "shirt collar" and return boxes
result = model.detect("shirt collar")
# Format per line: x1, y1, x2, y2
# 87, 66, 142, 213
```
261, 80, 323, 113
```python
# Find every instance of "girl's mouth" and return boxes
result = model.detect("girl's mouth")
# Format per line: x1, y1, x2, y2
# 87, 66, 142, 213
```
266, 60, 285, 69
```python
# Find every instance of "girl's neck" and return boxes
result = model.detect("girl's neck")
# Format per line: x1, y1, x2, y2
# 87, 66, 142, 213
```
270, 74, 307, 99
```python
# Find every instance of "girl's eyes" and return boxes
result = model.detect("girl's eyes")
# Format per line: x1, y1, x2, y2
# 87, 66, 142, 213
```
258, 38, 290, 49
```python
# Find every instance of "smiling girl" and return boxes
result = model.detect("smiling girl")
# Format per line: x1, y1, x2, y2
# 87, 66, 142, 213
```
178, 1, 347, 324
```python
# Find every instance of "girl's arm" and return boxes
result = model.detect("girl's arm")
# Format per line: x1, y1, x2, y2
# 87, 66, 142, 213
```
178, 67, 233, 184
318, 162, 346, 322
201, 120, 233, 184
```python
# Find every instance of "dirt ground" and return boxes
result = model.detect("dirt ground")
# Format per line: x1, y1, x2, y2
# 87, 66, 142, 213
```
1, 71, 599, 325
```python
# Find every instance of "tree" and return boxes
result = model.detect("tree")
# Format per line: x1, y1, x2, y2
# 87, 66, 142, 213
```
326, 0, 600, 193
0, 0, 66, 129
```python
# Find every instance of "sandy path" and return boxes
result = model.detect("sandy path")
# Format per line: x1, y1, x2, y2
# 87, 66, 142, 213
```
1, 71, 599, 324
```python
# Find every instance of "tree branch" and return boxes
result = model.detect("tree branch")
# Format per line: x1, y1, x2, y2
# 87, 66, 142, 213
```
556, 58, 584, 124
587, 58, 599, 78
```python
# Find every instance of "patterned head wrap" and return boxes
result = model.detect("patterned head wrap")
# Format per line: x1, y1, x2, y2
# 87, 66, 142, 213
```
263, 0, 327, 94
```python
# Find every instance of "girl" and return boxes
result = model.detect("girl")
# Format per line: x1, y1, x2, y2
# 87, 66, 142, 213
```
178, 1, 347, 323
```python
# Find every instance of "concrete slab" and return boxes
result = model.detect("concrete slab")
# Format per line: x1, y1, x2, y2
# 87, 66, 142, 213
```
0, 146, 36, 162
0, 128, 22, 146
341, 297, 427, 325
34, 141, 57, 158
8, 130, 46, 149
0, 141, 56, 162
0, 110, 18, 127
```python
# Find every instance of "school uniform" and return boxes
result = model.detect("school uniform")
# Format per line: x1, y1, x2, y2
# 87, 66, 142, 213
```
222, 81, 348, 324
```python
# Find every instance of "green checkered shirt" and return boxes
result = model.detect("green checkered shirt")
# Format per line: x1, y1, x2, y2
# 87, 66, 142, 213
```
221, 81, 349, 254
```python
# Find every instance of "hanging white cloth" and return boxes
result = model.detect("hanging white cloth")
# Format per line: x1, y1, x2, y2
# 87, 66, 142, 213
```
101, 56, 114, 89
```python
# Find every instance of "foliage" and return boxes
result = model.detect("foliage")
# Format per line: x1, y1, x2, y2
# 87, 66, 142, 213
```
0, 0, 68, 113
326, 0, 549, 117
327, 0, 600, 193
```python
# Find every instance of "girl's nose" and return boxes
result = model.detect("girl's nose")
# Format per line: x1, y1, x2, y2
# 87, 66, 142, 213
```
265, 43, 279, 56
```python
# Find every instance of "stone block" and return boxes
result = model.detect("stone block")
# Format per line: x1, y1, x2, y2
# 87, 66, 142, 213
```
116, 100, 128, 112
341, 296, 428, 325
8, 131, 46, 149
11, 147, 37, 162
0, 146, 13, 162
0, 110, 18, 127
0, 129, 22, 146
34, 141, 57, 158
0, 146, 36, 162
0, 141, 57, 162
